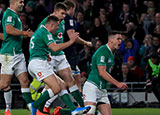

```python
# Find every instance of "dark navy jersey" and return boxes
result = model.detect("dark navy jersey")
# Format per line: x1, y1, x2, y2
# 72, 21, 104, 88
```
64, 13, 75, 32
63, 13, 79, 70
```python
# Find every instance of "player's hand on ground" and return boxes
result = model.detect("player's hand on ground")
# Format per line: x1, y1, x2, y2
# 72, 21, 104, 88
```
116, 82, 128, 90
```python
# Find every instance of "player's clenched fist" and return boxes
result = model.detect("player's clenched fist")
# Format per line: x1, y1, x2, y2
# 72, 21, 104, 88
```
116, 82, 128, 90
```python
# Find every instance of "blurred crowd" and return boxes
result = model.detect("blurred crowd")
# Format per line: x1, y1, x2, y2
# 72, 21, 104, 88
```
0, 0, 159, 93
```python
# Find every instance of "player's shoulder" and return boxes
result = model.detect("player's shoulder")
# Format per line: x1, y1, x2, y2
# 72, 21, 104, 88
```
3, 8, 17, 20
35, 26, 47, 36
65, 14, 73, 20
95, 45, 109, 55
98, 45, 108, 51
40, 26, 53, 39
4, 8, 16, 15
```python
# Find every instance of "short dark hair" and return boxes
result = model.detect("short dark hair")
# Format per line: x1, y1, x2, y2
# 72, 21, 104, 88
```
108, 31, 122, 36
46, 15, 59, 23
63, 0, 75, 10
108, 31, 122, 40
54, 2, 67, 11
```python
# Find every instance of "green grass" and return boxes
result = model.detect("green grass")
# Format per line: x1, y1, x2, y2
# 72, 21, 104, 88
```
0, 108, 160, 115
112, 108, 160, 115
0, 109, 30, 115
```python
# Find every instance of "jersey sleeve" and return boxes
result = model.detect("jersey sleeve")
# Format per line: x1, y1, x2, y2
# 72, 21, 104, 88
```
64, 15, 75, 31
43, 33, 55, 46
95, 49, 107, 66
4, 15, 15, 26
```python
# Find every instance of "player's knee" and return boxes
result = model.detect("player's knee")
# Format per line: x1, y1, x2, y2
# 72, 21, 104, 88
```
3, 86, 11, 91
51, 85, 61, 94
86, 105, 96, 115
63, 76, 75, 87
59, 80, 67, 90
0, 81, 10, 90
21, 78, 30, 87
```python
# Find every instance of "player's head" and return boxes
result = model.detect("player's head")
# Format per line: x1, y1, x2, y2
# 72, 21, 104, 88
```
64, 0, 76, 16
9, 0, 24, 12
108, 31, 122, 50
53, 2, 67, 20
46, 15, 59, 34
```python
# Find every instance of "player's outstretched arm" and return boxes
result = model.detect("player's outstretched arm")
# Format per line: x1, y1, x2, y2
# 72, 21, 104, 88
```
67, 29, 92, 47
48, 32, 78, 52
76, 36, 92, 47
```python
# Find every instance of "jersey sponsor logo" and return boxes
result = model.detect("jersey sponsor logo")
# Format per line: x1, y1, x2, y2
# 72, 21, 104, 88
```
109, 66, 113, 73
100, 56, 105, 62
69, 19, 74, 26
57, 32, 62, 39
7, 16, 12, 22
47, 34, 53, 40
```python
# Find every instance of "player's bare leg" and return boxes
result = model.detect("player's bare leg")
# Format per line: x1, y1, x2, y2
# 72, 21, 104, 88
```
57, 67, 75, 87
97, 103, 112, 115
0, 74, 12, 90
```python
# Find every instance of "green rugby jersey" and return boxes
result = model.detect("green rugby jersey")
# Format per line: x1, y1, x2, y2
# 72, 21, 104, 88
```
29, 25, 55, 61
39, 16, 65, 56
0, 8, 23, 55
87, 44, 114, 89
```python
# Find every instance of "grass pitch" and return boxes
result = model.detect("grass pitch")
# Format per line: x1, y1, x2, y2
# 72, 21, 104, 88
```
0, 108, 160, 115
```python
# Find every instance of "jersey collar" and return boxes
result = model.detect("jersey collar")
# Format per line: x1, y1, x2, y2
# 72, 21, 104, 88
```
8, 8, 17, 15
41, 25, 50, 32
106, 44, 113, 54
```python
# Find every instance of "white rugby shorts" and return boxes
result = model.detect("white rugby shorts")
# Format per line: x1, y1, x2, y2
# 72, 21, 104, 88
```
83, 81, 110, 104
28, 59, 54, 82
49, 55, 70, 72
0, 54, 27, 76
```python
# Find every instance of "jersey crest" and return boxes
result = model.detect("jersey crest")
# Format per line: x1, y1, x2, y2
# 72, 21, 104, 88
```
57, 32, 63, 39
109, 66, 113, 73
